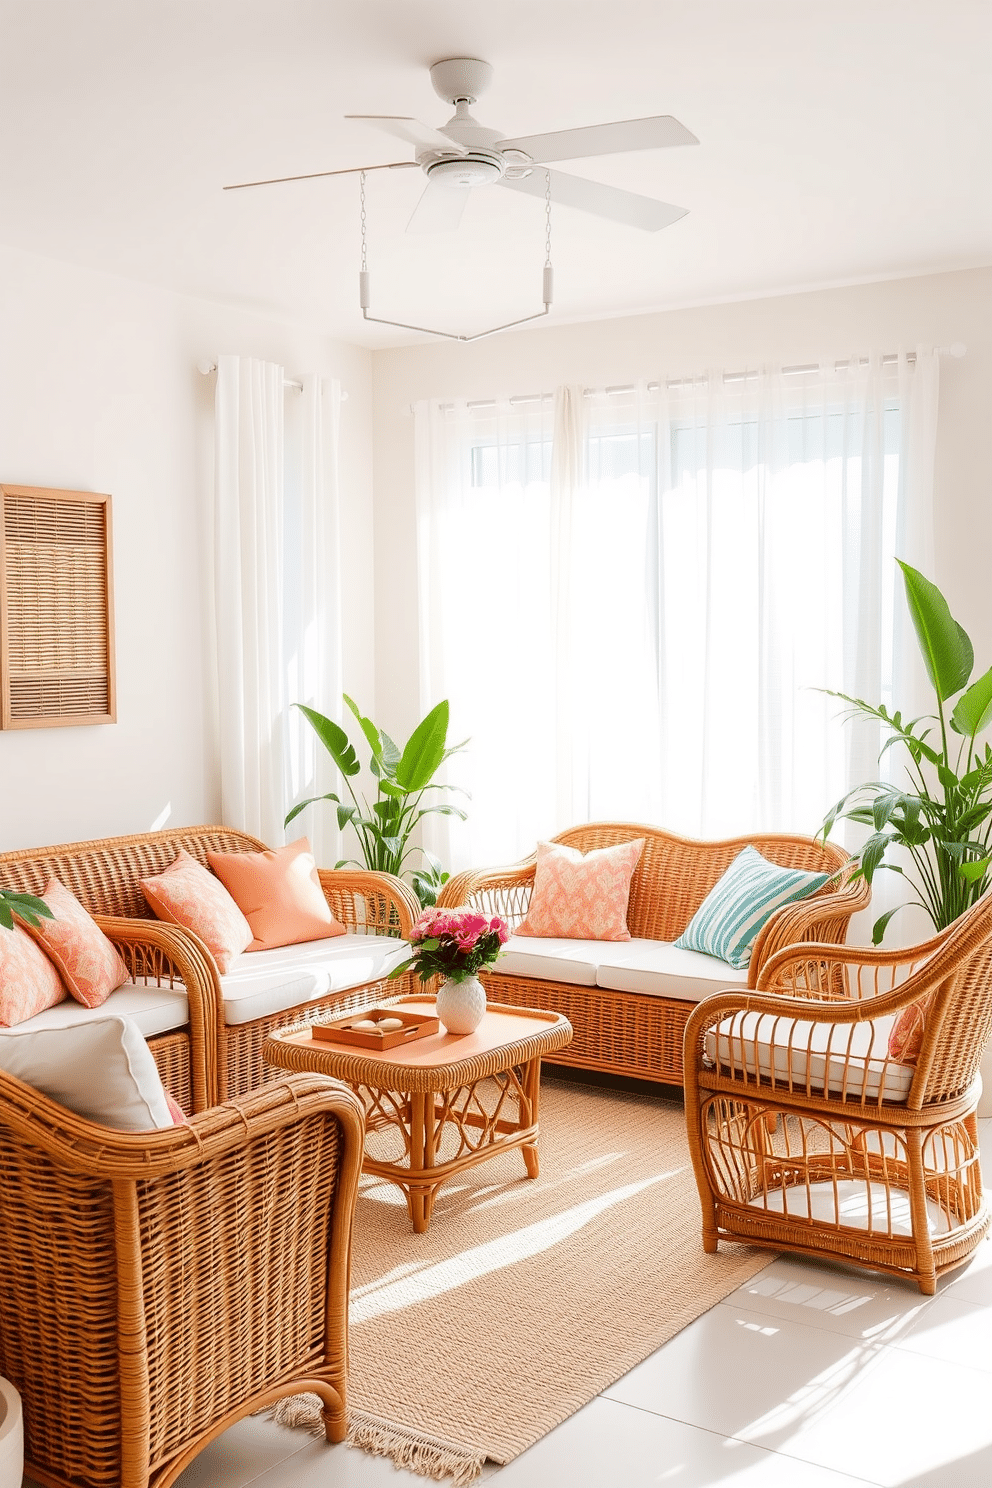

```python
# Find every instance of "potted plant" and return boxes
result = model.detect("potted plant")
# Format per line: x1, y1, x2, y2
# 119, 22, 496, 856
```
821, 561, 992, 942
286, 695, 467, 907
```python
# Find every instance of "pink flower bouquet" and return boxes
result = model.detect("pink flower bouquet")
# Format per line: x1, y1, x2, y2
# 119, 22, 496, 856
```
389, 906, 510, 985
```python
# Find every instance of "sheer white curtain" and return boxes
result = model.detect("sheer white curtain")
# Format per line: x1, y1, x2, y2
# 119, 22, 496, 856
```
413, 350, 938, 873
213, 358, 342, 853
414, 395, 555, 871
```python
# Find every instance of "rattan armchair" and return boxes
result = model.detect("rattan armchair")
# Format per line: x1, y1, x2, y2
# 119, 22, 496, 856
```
685, 891, 992, 1293
0, 1067, 365, 1488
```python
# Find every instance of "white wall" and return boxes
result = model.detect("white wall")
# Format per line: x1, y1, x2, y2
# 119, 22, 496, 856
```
0, 244, 374, 852
371, 266, 992, 744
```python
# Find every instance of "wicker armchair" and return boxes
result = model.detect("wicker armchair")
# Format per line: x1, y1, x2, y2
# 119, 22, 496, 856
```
0, 1066, 364, 1488
440, 823, 868, 1085
0, 827, 420, 1111
684, 891, 992, 1293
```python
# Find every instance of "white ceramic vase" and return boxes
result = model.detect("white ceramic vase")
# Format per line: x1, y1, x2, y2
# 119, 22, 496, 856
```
0, 1378, 23, 1488
436, 975, 487, 1035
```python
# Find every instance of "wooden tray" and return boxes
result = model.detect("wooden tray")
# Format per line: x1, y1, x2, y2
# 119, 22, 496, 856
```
311, 1006, 440, 1050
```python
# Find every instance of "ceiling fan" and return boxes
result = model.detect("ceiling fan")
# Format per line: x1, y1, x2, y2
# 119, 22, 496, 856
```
225, 57, 698, 235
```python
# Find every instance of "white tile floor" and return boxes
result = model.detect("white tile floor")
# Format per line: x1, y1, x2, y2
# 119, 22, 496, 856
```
32, 1119, 992, 1488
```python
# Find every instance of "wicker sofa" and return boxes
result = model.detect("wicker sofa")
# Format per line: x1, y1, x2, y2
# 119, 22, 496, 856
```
439, 822, 868, 1086
0, 1060, 365, 1488
0, 825, 419, 1111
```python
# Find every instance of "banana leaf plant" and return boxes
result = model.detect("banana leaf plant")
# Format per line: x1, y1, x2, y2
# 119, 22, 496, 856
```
286, 695, 467, 907
0, 891, 52, 932
821, 561, 992, 943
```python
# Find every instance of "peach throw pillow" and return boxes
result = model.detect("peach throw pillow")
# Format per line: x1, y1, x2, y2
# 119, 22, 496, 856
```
141, 849, 253, 973
0, 924, 67, 1026
888, 996, 932, 1064
23, 877, 128, 1008
516, 838, 645, 941
207, 838, 345, 951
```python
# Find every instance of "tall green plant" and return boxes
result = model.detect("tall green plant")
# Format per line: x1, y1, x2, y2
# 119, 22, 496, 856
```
821, 561, 992, 943
286, 695, 467, 907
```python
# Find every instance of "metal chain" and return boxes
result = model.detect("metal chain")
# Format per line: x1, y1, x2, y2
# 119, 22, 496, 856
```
360, 170, 368, 272
544, 168, 552, 267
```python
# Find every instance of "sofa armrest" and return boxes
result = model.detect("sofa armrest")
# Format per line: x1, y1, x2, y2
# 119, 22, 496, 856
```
95, 914, 224, 1110
316, 868, 420, 938
439, 862, 537, 930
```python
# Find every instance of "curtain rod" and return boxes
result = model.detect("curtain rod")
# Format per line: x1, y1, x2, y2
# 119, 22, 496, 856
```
197, 362, 348, 400
445, 344, 967, 412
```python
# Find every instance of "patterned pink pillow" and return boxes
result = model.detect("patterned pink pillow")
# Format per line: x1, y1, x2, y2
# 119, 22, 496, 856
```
0, 925, 67, 1026
888, 996, 931, 1064
22, 877, 128, 1009
516, 838, 645, 941
141, 849, 253, 973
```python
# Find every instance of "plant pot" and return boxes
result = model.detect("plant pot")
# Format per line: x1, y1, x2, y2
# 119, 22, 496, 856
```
436, 975, 487, 1035
0, 1378, 23, 1488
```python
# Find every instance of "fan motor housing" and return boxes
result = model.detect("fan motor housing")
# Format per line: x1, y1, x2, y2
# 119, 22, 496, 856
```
426, 153, 504, 189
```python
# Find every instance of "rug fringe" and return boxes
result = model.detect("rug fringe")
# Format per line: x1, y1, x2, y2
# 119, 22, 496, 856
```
268, 1395, 486, 1484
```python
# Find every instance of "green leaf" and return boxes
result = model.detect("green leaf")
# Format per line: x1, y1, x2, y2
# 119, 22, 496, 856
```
395, 700, 449, 792
284, 791, 340, 828
295, 705, 361, 776
858, 831, 893, 885
378, 731, 402, 775
343, 692, 383, 759
959, 856, 992, 882
336, 803, 358, 831
897, 560, 974, 701
0, 903, 13, 931
871, 907, 903, 945
951, 666, 992, 738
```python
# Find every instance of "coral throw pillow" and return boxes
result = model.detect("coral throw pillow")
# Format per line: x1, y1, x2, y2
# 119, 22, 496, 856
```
888, 997, 931, 1064
141, 849, 253, 973
207, 838, 345, 951
515, 838, 645, 942
22, 877, 128, 1008
0, 925, 67, 1026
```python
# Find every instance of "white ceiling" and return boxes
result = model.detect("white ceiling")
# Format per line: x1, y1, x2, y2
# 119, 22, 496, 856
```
2, 1, 991, 349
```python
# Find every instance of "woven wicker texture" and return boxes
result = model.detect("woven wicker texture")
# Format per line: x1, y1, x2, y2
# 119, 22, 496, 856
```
684, 890, 992, 1294
0, 1067, 365, 1488
279, 1077, 769, 1480
440, 822, 868, 1085
0, 828, 421, 1110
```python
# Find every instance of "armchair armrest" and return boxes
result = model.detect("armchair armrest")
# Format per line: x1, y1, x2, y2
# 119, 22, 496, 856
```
317, 868, 420, 938
95, 914, 224, 1110
755, 933, 944, 1001
748, 865, 872, 984
439, 860, 537, 930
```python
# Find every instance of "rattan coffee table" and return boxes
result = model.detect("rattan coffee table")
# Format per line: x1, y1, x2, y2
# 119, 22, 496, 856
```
264, 996, 572, 1232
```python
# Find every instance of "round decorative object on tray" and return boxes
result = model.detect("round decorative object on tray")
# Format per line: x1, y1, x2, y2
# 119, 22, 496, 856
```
436, 975, 487, 1035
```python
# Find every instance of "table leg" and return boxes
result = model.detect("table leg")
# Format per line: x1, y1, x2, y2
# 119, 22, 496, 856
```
521, 1056, 541, 1179
407, 1091, 430, 1233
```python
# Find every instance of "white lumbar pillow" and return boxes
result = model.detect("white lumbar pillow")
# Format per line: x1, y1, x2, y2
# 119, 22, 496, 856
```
0, 1014, 175, 1131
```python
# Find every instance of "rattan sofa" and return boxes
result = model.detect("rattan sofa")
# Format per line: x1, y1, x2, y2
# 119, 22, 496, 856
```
440, 822, 868, 1086
0, 826, 419, 1111
0, 1062, 365, 1488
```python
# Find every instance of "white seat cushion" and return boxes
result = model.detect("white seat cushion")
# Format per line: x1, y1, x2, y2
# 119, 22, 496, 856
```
705, 1011, 914, 1102
220, 933, 411, 1026
751, 1180, 952, 1236
0, 1014, 174, 1130
492, 937, 601, 987
595, 940, 748, 1003
12, 982, 189, 1039
493, 935, 747, 1004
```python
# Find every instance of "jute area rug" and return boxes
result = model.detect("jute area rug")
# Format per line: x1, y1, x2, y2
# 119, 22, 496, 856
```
274, 1078, 771, 1483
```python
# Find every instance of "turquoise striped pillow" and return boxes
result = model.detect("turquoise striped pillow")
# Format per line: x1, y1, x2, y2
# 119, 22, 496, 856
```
674, 846, 828, 969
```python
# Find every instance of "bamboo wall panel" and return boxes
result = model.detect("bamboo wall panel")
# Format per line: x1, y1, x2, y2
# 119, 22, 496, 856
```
0, 484, 116, 728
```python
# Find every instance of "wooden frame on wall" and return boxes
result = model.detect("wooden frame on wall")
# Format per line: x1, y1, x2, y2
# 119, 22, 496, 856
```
0, 483, 116, 729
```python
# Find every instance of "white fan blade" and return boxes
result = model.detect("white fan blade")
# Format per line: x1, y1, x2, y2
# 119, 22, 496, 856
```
500, 168, 687, 232
224, 160, 417, 191
346, 114, 468, 155
406, 180, 470, 234
500, 115, 698, 165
